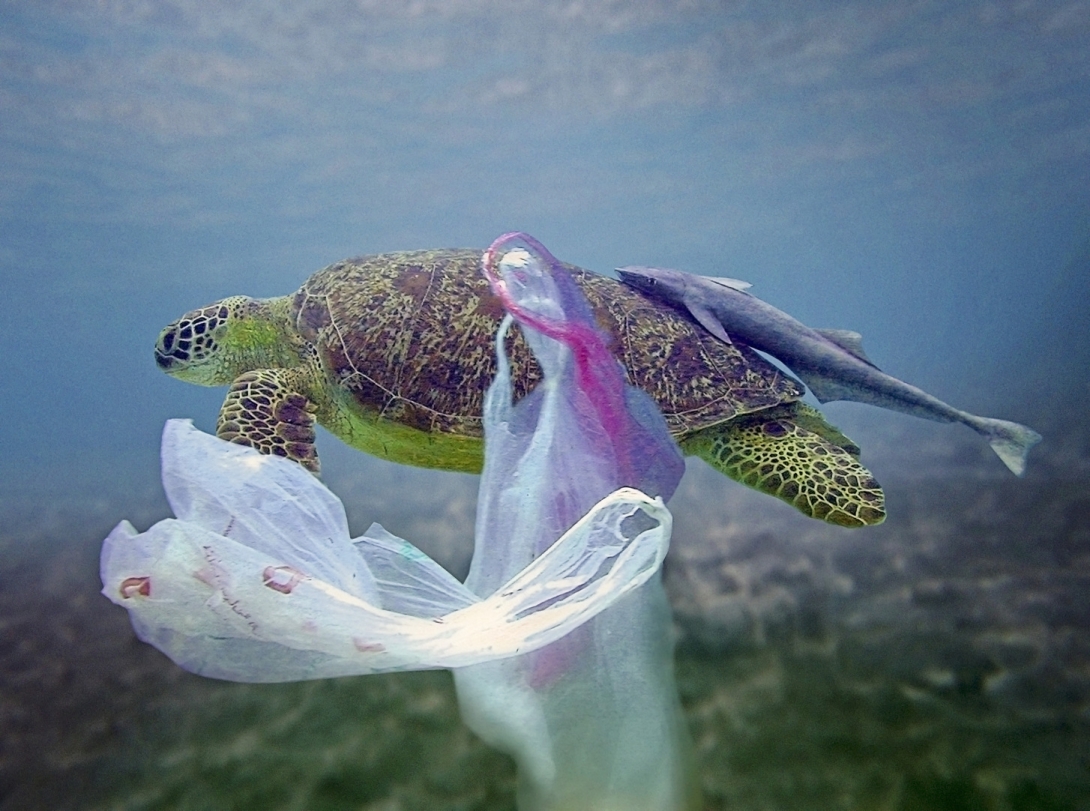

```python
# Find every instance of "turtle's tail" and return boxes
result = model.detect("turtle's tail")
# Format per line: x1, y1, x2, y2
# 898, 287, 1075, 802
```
975, 416, 1042, 476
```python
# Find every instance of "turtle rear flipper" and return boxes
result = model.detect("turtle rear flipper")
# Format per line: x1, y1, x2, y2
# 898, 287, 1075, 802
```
681, 402, 886, 527
217, 369, 320, 473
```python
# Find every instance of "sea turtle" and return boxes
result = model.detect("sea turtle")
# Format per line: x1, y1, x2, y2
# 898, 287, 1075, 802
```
155, 248, 886, 527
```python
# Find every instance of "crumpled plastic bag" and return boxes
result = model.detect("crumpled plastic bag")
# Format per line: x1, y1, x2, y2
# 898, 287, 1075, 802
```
453, 233, 697, 811
100, 229, 694, 808
101, 427, 671, 681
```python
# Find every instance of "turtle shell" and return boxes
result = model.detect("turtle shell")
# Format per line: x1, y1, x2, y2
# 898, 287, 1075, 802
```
290, 248, 802, 438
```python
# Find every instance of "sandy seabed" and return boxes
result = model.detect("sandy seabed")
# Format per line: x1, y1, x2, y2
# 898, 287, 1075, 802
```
1, 412, 1087, 810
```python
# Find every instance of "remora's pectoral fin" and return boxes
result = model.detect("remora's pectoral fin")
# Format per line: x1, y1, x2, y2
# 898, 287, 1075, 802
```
686, 300, 735, 345
699, 275, 752, 291
815, 328, 878, 366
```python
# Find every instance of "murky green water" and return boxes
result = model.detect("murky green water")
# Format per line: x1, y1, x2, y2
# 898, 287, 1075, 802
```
2, 416, 1088, 810
2, 517, 1085, 811
71, 649, 1090, 810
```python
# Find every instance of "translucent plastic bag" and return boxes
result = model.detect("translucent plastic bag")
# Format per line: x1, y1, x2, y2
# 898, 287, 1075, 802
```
101, 419, 671, 682
454, 233, 698, 811
100, 230, 696, 809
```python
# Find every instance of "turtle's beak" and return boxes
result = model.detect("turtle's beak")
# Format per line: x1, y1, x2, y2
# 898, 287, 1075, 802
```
154, 348, 177, 370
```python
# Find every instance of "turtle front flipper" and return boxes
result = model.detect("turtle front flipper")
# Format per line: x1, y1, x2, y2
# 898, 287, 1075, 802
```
680, 402, 886, 527
217, 369, 320, 473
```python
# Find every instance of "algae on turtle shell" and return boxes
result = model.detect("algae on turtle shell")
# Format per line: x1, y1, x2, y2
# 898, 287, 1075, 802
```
155, 248, 885, 527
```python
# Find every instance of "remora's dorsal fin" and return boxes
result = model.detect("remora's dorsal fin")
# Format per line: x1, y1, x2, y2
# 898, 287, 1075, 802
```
699, 275, 752, 291
815, 328, 878, 366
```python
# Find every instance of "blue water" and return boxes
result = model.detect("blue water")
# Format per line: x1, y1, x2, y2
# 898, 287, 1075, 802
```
1, 2, 1088, 808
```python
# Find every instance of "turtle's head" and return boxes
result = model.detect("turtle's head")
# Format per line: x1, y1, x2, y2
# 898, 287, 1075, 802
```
155, 296, 297, 385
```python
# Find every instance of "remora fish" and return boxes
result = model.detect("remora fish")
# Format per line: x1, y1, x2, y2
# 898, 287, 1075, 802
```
616, 265, 1042, 476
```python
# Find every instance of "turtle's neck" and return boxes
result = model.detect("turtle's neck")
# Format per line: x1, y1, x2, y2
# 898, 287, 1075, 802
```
228, 295, 311, 374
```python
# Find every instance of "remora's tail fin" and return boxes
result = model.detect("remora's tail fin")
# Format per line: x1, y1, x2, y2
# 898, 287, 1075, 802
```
980, 417, 1042, 476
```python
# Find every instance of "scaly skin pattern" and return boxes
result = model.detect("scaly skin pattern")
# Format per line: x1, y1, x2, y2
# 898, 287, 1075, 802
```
156, 248, 887, 525
680, 403, 886, 527
216, 367, 321, 472
155, 296, 308, 386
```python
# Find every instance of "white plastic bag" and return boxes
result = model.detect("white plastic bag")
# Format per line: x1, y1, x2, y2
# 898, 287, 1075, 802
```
101, 420, 671, 682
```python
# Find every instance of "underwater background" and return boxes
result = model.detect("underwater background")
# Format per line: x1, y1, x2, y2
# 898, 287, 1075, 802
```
1, 1, 1088, 809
